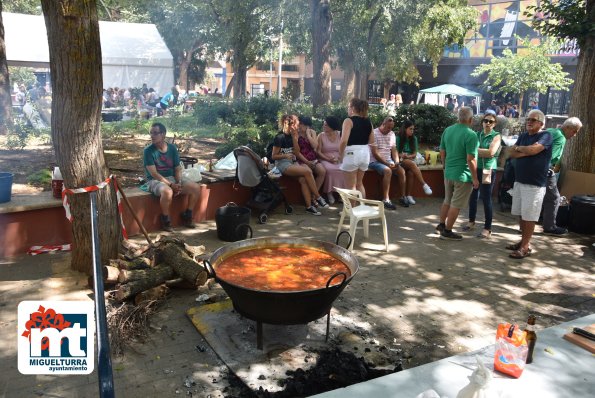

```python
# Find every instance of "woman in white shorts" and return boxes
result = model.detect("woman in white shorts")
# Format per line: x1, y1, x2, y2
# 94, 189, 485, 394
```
339, 98, 375, 198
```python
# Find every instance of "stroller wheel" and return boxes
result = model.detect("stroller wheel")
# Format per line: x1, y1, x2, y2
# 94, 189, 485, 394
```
258, 213, 269, 224
285, 205, 293, 215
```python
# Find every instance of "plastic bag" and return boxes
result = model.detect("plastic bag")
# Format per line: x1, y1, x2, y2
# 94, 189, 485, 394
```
182, 164, 202, 182
214, 151, 237, 170
493, 323, 528, 378
415, 152, 427, 165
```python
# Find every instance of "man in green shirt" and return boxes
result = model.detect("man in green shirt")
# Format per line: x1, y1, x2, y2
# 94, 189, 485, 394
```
143, 123, 201, 232
436, 107, 479, 240
542, 117, 583, 235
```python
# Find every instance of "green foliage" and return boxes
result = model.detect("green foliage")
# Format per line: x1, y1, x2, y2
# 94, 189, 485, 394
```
524, 0, 591, 47
392, 104, 458, 145
4, 115, 48, 150
26, 169, 52, 186
471, 38, 573, 106
8, 67, 37, 89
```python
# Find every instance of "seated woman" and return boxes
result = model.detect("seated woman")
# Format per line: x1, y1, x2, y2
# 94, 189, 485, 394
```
395, 120, 433, 204
272, 114, 329, 215
295, 116, 326, 203
316, 116, 345, 204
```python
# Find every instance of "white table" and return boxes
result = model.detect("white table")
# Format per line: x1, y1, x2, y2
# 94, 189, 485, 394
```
314, 314, 595, 398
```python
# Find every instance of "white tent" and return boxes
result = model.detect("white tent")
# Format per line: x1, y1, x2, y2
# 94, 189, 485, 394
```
417, 84, 481, 114
3, 12, 174, 94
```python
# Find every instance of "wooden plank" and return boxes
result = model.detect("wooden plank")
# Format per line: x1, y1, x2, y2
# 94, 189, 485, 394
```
563, 323, 595, 354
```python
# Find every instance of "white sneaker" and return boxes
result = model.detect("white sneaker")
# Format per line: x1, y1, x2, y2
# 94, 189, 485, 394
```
423, 183, 433, 195
406, 195, 416, 205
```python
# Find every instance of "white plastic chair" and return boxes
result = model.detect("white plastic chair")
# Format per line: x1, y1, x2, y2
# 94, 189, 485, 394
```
334, 187, 389, 252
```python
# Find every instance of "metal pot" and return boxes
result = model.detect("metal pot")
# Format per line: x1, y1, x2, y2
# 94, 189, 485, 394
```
204, 233, 357, 348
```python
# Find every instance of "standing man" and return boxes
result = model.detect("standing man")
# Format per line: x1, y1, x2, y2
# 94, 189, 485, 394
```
506, 110, 553, 259
436, 107, 479, 240
368, 117, 408, 209
143, 123, 201, 232
542, 117, 583, 235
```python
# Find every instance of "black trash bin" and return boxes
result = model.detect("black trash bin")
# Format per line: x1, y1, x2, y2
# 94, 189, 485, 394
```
569, 195, 595, 234
215, 202, 253, 242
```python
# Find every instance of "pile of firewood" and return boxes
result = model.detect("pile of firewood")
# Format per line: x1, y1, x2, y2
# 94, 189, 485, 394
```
101, 236, 209, 304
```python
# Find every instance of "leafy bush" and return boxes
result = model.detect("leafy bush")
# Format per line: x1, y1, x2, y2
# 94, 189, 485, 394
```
4, 116, 48, 150
393, 104, 457, 145
27, 169, 52, 186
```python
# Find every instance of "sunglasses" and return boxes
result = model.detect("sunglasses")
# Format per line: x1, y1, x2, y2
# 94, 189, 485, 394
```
482, 119, 495, 124
526, 118, 542, 123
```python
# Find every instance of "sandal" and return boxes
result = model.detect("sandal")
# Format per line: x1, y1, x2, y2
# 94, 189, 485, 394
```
462, 222, 475, 232
477, 229, 491, 239
505, 242, 522, 251
509, 247, 532, 259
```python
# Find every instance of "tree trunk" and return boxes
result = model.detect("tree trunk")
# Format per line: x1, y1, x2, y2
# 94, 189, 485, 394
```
0, 6, 12, 135
178, 53, 190, 91
41, 0, 121, 274
563, 33, 595, 173
310, 0, 333, 107
354, 70, 361, 98
340, 52, 356, 102
360, 72, 369, 100
232, 59, 247, 98
224, 73, 235, 98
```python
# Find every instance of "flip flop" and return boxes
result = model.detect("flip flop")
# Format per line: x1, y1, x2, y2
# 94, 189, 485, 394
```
505, 242, 522, 250
509, 247, 532, 259
477, 230, 491, 239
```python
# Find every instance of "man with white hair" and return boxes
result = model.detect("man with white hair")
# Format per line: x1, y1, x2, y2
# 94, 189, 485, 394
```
542, 117, 583, 235
436, 107, 479, 240
506, 109, 553, 259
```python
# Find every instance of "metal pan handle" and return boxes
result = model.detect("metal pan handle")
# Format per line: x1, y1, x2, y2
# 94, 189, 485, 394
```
326, 272, 347, 289
235, 224, 253, 239
203, 259, 216, 278
336, 231, 352, 249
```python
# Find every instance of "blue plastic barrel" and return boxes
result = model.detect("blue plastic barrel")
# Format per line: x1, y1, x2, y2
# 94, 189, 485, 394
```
0, 172, 14, 203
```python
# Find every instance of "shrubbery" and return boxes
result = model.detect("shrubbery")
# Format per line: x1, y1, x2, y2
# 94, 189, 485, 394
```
193, 96, 460, 158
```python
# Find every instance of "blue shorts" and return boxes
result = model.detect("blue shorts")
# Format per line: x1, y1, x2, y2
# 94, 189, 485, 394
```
368, 161, 398, 175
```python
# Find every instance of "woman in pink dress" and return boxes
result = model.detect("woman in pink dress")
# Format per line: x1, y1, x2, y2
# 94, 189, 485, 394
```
316, 116, 344, 204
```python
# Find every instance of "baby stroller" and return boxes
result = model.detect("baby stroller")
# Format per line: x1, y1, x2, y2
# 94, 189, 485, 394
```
233, 146, 293, 224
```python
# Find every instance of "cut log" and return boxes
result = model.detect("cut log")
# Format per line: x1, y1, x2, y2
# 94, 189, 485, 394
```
118, 265, 173, 283
134, 285, 169, 305
165, 278, 197, 289
103, 266, 121, 284
115, 265, 175, 301
162, 243, 208, 287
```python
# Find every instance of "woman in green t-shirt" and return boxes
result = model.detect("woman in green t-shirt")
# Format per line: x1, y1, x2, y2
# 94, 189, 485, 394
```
463, 110, 502, 238
396, 120, 433, 205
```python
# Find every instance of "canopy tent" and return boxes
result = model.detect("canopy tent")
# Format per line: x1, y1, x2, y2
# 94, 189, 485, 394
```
3, 12, 174, 94
417, 84, 481, 114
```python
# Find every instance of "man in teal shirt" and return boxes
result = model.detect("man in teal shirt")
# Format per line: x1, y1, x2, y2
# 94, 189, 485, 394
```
436, 107, 479, 240
542, 117, 583, 235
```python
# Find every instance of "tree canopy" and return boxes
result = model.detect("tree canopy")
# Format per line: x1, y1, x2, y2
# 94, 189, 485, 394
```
471, 38, 572, 115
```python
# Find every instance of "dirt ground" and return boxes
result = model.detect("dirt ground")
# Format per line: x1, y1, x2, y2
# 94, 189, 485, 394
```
0, 133, 222, 194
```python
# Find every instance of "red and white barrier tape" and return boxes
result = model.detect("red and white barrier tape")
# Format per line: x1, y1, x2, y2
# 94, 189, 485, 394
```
28, 244, 71, 256
61, 174, 128, 239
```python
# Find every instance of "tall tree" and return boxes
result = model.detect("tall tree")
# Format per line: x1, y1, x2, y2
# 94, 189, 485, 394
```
40, 0, 121, 274
471, 38, 573, 116
526, 0, 594, 173
310, 0, 332, 106
207, 0, 276, 98
0, 2, 12, 135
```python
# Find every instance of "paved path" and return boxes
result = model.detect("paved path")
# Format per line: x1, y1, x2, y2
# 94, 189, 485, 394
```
1, 198, 594, 397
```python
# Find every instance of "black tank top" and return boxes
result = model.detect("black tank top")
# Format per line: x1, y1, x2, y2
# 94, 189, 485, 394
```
347, 116, 373, 146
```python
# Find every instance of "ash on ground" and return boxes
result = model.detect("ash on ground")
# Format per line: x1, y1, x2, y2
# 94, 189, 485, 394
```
222, 348, 402, 398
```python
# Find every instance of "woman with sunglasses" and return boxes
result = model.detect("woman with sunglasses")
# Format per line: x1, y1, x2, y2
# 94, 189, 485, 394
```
272, 114, 329, 215
463, 110, 502, 238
